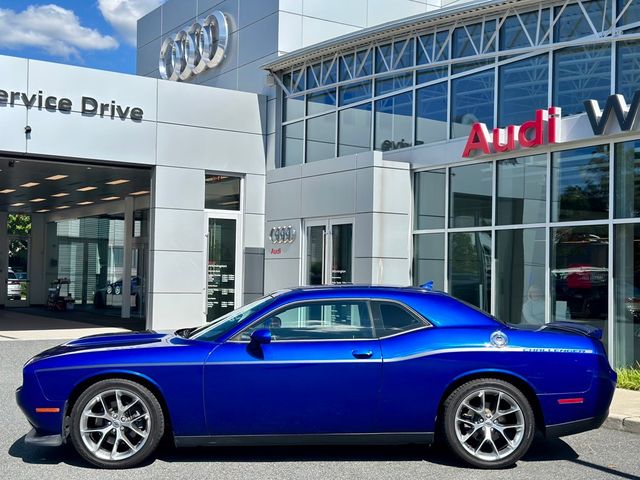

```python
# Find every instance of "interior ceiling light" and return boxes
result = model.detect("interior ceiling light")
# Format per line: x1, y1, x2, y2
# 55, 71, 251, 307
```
36, 209, 50, 213
106, 179, 130, 185
77, 186, 97, 192
77, 201, 94, 205
10, 202, 25, 207
101, 196, 120, 201
0, 188, 16, 194
45, 174, 68, 181
52, 192, 70, 197
130, 190, 150, 196
20, 182, 40, 188
30, 198, 46, 203
56, 205, 70, 210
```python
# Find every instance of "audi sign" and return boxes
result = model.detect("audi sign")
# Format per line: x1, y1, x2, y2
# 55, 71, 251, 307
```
159, 11, 229, 82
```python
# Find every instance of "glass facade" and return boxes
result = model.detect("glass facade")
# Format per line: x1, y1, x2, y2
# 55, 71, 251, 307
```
278, 0, 638, 167
413, 137, 640, 367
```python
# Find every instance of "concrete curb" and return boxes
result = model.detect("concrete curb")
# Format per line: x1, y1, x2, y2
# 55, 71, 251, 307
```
603, 414, 640, 435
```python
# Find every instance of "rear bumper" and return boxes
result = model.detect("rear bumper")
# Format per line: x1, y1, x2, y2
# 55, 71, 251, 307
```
24, 428, 63, 447
546, 409, 609, 438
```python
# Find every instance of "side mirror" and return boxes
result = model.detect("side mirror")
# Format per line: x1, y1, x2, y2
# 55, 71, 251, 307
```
250, 328, 272, 345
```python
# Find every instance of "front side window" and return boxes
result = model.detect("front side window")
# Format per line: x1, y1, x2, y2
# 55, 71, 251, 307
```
241, 300, 374, 341
373, 301, 426, 337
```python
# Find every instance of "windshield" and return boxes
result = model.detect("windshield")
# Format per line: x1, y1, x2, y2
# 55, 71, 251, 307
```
188, 294, 280, 341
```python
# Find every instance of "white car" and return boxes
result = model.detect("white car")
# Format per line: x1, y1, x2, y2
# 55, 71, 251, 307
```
7, 269, 21, 300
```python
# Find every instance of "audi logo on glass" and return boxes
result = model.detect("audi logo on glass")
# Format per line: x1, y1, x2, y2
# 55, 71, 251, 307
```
159, 11, 229, 82
269, 226, 296, 245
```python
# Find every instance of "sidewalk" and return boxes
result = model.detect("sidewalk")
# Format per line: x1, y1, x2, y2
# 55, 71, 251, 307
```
604, 388, 640, 434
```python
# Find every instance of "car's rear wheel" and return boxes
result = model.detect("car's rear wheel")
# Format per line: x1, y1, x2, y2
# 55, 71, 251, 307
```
70, 379, 164, 469
443, 378, 535, 469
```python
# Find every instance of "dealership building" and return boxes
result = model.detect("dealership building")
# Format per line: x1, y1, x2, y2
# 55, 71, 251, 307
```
0, 0, 639, 368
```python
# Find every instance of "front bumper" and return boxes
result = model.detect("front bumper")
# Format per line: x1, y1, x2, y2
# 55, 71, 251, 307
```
16, 385, 66, 439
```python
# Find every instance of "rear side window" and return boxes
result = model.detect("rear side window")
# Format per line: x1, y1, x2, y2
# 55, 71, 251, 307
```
373, 301, 426, 337
7, 272, 16, 280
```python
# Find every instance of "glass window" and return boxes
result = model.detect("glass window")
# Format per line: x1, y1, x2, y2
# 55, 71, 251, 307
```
615, 140, 640, 218
338, 103, 372, 157
553, 44, 611, 116
449, 231, 492, 313
415, 169, 445, 229
435, 30, 450, 61
205, 175, 240, 210
451, 58, 495, 75
453, 23, 482, 58
500, 14, 534, 50
617, 40, 640, 102
496, 229, 546, 325
282, 121, 304, 167
614, 223, 640, 368
497, 155, 547, 225
554, 0, 610, 42
373, 301, 425, 337
306, 63, 321, 89
307, 88, 336, 116
413, 233, 445, 291
291, 68, 305, 93
551, 225, 609, 346
450, 162, 493, 228
499, 55, 549, 127
393, 38, 414, 69
355, 48, 373, 77
374, 91, 413, 152
416, 82, 448, 145
339, 53, 354, 81
323, 58, 337, 84
375, 73, 413, 96
417, 33, 434, 65
552, 145, 610, 222
283, 95, 304, 122
306, 113, 336, 163
483, 20, 497, 53
451, 69, 495, 138
242, 301, 374, 340
416, 66, 447, 85
339, 80, 372, 106
618, 0, 640, 26
375, 43, 392, 73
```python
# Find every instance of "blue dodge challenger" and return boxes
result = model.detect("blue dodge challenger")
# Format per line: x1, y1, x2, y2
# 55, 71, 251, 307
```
16, 286, 616, 469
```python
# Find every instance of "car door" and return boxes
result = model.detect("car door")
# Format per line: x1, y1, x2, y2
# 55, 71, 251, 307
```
203, 299, 382, 436
372, 300, 438, 433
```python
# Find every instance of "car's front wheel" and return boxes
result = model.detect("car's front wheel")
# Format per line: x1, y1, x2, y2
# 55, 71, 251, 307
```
69, 378, 165, 469
443, 378, 535, 469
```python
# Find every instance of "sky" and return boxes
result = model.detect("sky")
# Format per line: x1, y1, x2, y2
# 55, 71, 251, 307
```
0, 0, 167, 74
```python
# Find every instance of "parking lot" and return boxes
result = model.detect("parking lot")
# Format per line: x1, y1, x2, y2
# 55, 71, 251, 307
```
2, 340, 639, 480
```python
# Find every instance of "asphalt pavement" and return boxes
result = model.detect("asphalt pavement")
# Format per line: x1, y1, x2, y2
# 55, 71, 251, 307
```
2, 340, 640, 480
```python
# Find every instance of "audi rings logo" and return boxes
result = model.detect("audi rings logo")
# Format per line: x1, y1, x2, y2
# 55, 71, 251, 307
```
159, 11, 229, 82
269, 226, 296, 245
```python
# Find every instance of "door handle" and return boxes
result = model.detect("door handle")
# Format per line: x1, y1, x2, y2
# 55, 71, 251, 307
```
352, 350, 373, 359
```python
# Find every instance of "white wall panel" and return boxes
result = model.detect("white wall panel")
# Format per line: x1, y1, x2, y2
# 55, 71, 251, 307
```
149, 293, 205, 329
151, 250, 204, 293
152, 209, 205, 251
153, 166, 204, 210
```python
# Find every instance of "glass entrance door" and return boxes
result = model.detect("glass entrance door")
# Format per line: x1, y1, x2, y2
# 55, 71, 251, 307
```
6, 236, 29, 306
305, 218, 354, 285
206, 215, 242, 322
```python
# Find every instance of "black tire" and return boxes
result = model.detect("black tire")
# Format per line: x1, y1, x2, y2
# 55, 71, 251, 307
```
443, 378, 535, 469
69, 378, 165, 469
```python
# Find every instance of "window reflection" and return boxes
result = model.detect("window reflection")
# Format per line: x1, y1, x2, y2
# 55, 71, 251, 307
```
306, 113, 336, 162
282, 121, 303, 167
615, 140, 640, 218
451, 69, 495, 138
374, 92, 413, 151
450, 162, 493, 228
551, 225, 609, 346
338, 103, 372, 156
415, 169, 446, 229
617, 40, 640, 102
416, 82, 447, 145
552, 145, 610, 221
449, 231, 492, 313
497, 155, 546, 225
496, 229, 546, 324
554, 44, 611, 116
499, 55, 549, 127
614, 223, 640, 367
414, 233, 445, 291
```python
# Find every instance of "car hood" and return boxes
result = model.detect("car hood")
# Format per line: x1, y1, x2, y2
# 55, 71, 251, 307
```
28, 330, 173, 363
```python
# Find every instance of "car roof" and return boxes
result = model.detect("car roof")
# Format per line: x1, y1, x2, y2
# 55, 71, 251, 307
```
276, 284, 432, 296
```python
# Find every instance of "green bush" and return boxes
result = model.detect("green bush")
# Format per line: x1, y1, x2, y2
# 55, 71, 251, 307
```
617, 363, 640, 391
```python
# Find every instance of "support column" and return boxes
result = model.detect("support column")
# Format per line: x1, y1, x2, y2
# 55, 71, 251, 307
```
0, 213, 6, 307
29, 214, 46, 305
121, 197, 134, 319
